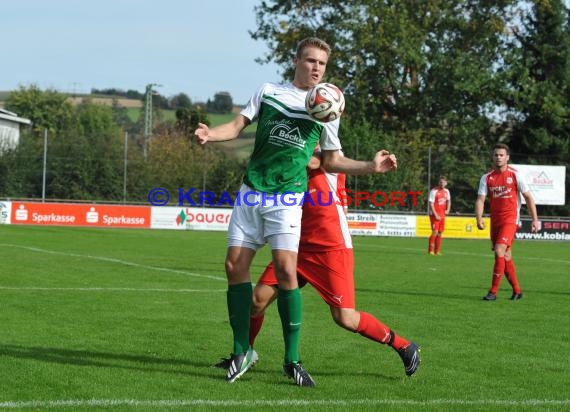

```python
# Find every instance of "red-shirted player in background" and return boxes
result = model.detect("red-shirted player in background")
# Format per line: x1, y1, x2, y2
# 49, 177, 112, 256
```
428, 176, 451, 255
475, 143, 540, 301
214, 151, 421, 381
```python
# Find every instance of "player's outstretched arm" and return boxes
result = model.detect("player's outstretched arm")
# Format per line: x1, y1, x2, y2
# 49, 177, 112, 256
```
522, 191, 540, 232
194, 114, 250, 144
321, 149, 397, 175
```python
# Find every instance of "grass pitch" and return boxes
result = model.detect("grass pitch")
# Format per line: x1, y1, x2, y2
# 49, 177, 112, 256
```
0, 225, 568, 411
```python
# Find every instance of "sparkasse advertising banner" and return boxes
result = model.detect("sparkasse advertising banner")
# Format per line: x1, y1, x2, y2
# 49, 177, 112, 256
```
10, 202, 150, 228
511, 164, 566, 205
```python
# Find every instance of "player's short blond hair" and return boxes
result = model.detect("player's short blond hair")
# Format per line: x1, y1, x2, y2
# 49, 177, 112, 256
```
296, 37, 331, 58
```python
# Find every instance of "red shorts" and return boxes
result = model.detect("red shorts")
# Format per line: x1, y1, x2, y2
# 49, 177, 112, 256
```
490, 222, 518, 250
257, 248, 355, 308
429, 215, 445, 232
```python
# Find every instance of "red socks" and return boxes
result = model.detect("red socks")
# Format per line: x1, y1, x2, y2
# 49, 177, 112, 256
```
428, 235, 435, 253
505, 259, 521, 294
490, 256, 506, 294
435, 236, 442, 253
249, 314, 265, 347
490, 257, 521, 294
356, 311, 409, 351
428, 235, 442, 253
250, 311, 411, 353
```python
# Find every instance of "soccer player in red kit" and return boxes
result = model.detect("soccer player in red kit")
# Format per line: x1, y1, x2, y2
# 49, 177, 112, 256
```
475, 143, 540, 301
214, 153, 421, 382
428, 176, 451, 255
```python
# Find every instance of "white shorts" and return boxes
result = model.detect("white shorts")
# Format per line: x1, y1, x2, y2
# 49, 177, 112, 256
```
227, 184, 304, 251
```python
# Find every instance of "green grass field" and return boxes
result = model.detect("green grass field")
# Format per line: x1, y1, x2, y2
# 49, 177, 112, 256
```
0, 225, 568, 411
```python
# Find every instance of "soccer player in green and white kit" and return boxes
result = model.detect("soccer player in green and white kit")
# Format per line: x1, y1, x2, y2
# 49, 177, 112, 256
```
195, 37, 397, 387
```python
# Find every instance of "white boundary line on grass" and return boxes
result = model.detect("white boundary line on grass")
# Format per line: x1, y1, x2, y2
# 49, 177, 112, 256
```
357, 243, 570, 265
0, 243, 226, 282
0, 398, 568, 409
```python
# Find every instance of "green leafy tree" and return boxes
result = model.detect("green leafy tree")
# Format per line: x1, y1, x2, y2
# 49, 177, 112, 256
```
0, 129, 44, 197
75, 102, 124, 199
251, 0, 516, 212
111, 98, 135, 131
45, 102, 124, 200
146, 130, 211, 202
169, 93, 193, 109
504, 0, 570, 215
175, 108, 209, 135
5, 85, 75, 135
506, 0, 570, 155
207, 92, 233, 114
47, 131, 93, 199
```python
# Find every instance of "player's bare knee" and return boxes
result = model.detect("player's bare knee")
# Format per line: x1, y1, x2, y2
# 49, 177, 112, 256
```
224, 259, 251, 283
224, 259, 238, 277
251, 300, 265, 316
251, 292, 263, 314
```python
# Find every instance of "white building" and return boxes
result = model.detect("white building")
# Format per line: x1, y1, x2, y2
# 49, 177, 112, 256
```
0, 108, 31, 150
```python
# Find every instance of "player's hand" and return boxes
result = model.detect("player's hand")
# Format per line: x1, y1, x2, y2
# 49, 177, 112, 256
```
373, 150, 397, 173
531, 220, 541, 233
435, 214, 441, 221
476, 218, 485, 230
307, 152, 322, 170
194, 122, 210, 145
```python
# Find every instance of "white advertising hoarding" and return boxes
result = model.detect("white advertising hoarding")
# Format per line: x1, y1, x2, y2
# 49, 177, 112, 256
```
377, 214, 416, 237
347, 213, 378, 236
151, 207, 231, 231
511, 164, 566, 205
0, 201, 11, 224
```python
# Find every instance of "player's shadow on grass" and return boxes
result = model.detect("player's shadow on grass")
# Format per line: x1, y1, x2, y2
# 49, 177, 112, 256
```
1, 344, 405, 383
0, 344, 221, 379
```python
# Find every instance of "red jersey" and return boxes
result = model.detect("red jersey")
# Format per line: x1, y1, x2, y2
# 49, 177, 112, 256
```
300, 168, 351, 252
428, 187, 450, 216
477, 166, 530, 225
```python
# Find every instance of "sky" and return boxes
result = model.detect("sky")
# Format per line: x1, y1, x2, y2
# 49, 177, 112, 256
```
1, 0, 283, 105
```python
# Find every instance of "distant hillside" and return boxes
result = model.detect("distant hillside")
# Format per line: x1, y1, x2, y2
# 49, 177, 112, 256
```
216, 135, 255, 161
0, 89, 254, 159
67, 96, 143, 108
0, 91, 143, 109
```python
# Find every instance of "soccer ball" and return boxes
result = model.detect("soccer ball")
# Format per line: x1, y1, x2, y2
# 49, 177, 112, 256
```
305, 83, 345, 122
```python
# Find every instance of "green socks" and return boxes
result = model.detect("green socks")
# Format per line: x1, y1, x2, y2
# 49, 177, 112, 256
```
227, 282, 252, 354
277, 287, 303, 364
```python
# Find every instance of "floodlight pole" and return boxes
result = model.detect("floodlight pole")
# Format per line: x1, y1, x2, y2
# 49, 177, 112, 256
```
144, 83, 162, 159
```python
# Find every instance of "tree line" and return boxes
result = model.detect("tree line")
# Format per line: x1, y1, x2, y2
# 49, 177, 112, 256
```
90, 87, 235, 113
250, 0, 569, 215
1, 0, 569, 216
0, 86, 246, 205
